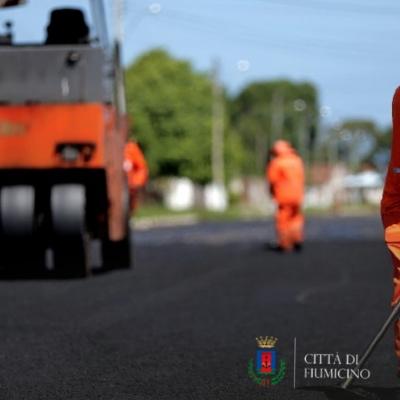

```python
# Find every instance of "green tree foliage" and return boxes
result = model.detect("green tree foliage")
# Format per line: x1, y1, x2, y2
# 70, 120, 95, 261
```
125, 49, 214, 183
230, 80, 319, 175
329, 120, 378, 170
319, 119, 393, 171
368, 125, 391, 170
340, 120, 377, 166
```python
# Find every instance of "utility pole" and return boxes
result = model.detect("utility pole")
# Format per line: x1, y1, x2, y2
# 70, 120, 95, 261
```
112, 0, 126, 118
270, 90, 284, 145
298, 111, 307, 163
113, 0, 124, 44
211, 59, 225, 186
206, 59, 227, 212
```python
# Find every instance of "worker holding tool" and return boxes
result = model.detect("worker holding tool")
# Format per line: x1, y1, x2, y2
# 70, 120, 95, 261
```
124, 140, 149, 212
381, 87, 400, 370
340, 88, 400, 390
266, 140, 305, 252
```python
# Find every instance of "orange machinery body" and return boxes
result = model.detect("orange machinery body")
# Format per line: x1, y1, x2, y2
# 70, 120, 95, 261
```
0, 2, 131, 274
0, 103, 127, 241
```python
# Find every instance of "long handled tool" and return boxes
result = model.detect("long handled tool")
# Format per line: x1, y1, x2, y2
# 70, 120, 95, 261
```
341, 300, 400, 389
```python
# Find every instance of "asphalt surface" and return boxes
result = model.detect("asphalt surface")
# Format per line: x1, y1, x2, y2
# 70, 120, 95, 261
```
0, 215, 398, 400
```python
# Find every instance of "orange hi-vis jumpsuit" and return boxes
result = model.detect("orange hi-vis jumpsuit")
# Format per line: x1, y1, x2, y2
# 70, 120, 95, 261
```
267, 140, 305, 251
124, 141, 149, 211
381, 87, 400, 359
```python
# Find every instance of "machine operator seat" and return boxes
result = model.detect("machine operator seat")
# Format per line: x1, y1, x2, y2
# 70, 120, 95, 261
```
45, 8, 89, 45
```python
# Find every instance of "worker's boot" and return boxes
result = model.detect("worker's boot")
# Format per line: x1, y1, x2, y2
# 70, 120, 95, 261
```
294, 242, 303, 252
266, 242, 284, 252
266, 242, 292, 253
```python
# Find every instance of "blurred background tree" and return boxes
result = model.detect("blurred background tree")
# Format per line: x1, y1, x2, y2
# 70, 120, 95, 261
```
320, 119, 392, 171
125, 49, 214, 184
230, 80, 319, 175
369, 126, 392, 171
125, 49, 391, 186
125, 49, 247, 184
333, 119, 378, 170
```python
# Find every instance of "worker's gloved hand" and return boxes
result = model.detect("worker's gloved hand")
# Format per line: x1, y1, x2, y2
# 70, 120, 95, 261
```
123, 160, 133, 172
385, 224, 400, 306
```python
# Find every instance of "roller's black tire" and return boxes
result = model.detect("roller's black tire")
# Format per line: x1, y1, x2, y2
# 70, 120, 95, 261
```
52, 236, 90, 278
0, 239, 46, 277
102, 230, 132, 270
102, 184, 132, 271
0, 186, 46, 276
51, 184, 90, 278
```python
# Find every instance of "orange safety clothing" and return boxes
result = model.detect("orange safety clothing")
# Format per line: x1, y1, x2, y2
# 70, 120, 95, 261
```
124, 141, 148, 211
124, 141, 148, 189
381, 87, 400, 359
267, 140, 305, 205
267, 140, 305, 251
276, 204, 304, 250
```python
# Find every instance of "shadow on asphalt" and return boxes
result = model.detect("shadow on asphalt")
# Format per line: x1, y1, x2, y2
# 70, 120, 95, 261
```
0, 265, 112, 280
262, 242, 304, 253
300, 386, 400, 400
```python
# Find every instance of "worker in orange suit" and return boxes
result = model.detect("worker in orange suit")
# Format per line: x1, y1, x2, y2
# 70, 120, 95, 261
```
381, 87, 400, 369
266, 140, 305, 252
123, 140, 149, 212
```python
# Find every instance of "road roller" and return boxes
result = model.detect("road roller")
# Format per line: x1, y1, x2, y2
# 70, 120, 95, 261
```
0, 0, 131, 277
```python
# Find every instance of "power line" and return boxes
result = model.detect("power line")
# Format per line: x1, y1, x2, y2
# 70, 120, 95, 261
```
141, 8, 400, 61
125, 2, 400, 41
234, 0, 400, 15
121, 2, 400, 67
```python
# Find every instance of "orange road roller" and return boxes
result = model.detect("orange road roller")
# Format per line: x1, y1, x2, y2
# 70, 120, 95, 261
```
0, 0, 131, 277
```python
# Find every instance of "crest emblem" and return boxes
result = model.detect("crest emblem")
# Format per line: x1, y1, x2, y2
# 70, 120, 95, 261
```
248, 336, 286, 387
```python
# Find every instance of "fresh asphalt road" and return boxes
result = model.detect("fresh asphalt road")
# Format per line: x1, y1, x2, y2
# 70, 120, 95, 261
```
0, 216, 398, 400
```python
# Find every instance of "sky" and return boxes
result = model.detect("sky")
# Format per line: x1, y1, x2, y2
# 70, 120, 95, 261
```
1, 0, 400, 127
120, 0, 400, 128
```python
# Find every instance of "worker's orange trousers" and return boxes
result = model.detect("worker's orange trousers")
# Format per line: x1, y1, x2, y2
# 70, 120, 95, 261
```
276, 204, 304, 251
382, 87, 400, 360
384, 223, 400, 358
